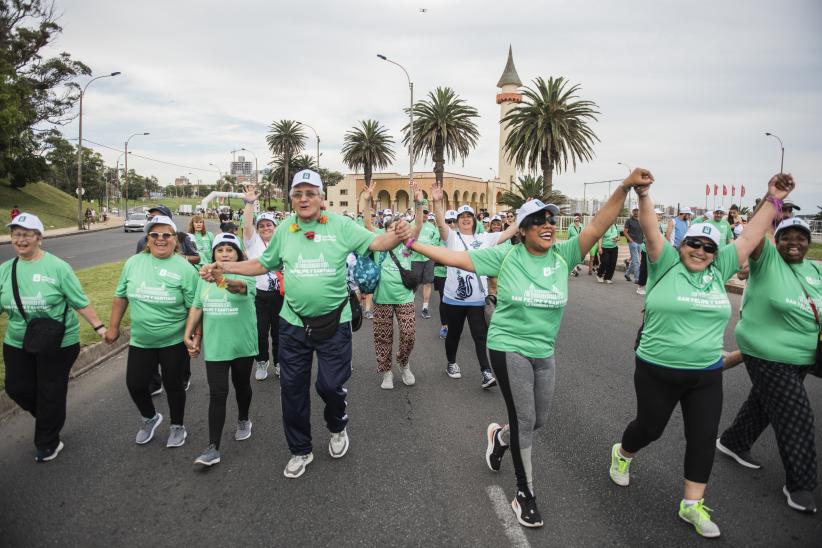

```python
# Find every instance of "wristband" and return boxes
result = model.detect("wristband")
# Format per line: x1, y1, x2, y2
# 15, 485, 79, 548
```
764, 195, 784, 228
402, 238, 416, 257
93, 324, 105, 331
243, 198, 255, 205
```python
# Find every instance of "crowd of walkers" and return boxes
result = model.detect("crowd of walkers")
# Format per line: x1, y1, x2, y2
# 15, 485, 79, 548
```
0, 168, 818, 538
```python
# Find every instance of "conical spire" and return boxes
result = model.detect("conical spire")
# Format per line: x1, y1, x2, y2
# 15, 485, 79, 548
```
496, 45, 522, 88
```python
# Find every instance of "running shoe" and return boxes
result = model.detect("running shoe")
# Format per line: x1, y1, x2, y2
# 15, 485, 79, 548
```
398, 363, 416, 386
439, 326, 448, 339
624, 272, 632, 282
678, 499, 721, 538
166, 425, 188, 448
381, 371, 394, 390
364, 310, 373, 320
446, 362, 461, 379
715, 438, 762, 469
609, 443, 631, 486
596, 276, 604, 283
329, 428, 349, 458
274, 363, 281, 377
150, 386, 163, 397
636, 287, 646, 295
421, 307, 432, 319
35, 441, 64, 463
194, 444, 221, 466
511, 490, 544, 528
235, 420, 252, 441
284, 453, 314, 478
135, 413, 163, 445
605, 280, 613, 284
783, 486, 818, 514
255, 360, 269, 381
481, 369, 497, 389
485, 423, 507, 472
185, 379, 191, 391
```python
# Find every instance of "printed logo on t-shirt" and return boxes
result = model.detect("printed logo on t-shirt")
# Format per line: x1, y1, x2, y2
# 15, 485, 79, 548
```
805, 275, 821, 287
543, 266, 557, 277
19, 292, 49, 311
32, 273, 57, 284
511, 284, 566, 308
291, 254, 335, 277
702, 273, 714, 285
158, 268, 182, 281
677, 288, 729, 310
203, 290, 239, 316
133, 282, 176, 303
455, 271, 475, 300
470, 240, 482, 250
312, 234, 337, 243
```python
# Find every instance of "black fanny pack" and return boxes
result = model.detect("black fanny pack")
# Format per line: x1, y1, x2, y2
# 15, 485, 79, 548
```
388, 251, 419, 291
297, 298, 348, 344
11, 258, 68, 354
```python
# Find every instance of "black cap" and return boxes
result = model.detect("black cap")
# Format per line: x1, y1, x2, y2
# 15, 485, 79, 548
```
148, 205, 173, 218
220, 221, 238, 232
782, 201, 801, 211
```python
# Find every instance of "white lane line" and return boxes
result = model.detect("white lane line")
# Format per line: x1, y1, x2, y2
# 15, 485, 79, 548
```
487, 485, 531, 548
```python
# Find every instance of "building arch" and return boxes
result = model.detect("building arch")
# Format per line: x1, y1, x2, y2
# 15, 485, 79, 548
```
496, 191, 504, 205
471, 192, 478, 210
376, 190, 391, 211
395, 189, 410, 212
462, 191, 470, 205
479, 193, 486, 211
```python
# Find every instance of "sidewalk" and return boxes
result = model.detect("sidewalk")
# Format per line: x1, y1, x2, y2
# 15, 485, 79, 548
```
0, 215, 123, 245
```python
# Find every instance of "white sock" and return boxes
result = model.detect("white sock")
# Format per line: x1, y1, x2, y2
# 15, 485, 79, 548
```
683, 498, 700, 507
617, 446, 633, 461
423, 302, 429, 309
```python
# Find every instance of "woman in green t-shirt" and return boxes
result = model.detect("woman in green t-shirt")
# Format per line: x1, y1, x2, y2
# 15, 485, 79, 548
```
408, 169, 654, 528
596, 222, 621, 283
718, 214, 819, 514
608, 174, 796, 538
184, 233, 257, 467
188, 215, 214, 265
568, 214, 584, 277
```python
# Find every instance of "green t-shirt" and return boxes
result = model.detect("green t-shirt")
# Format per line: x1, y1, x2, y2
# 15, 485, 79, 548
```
0, 252, 90, 349
434, 236, 448, 278
476, 222, 486, 234
193, 232, 214, 265
192, 275, 258, 362
259, 212, 376, 327
373, 233, 414, 305
568, 223, 583, 239
637, 243, 739, 369
641, 222, 667, 253
736, 241, 821, 365
411, 222, 441, 262
707, 219, 733, 247
471, 240, 582, 358
115, 252, 199, 348
601, 224, 620, 249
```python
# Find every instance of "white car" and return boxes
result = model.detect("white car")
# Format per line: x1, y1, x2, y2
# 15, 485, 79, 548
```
124, 213, 148, 232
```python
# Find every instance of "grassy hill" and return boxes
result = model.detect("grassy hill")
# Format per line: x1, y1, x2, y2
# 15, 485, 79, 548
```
1, 181, 96, 234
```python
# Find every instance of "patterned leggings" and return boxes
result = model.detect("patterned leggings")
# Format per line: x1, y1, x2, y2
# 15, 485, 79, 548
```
373, 302, 416, 373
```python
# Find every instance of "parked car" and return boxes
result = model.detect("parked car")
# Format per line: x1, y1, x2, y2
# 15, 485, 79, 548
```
177, 204, 193, 215
123, 212, 148, 232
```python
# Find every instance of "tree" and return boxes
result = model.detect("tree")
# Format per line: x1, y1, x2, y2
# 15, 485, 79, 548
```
43, 134, 105, 201
341, 120, 395, 193
0, 0, 91, 188
266, 120, 306, 203
402, 87, 479, 186
319, 169, 344, 187
502, 77, 599, 196
498, 174, 568, 211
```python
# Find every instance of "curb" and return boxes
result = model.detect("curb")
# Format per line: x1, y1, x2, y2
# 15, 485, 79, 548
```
0, 222, 123, 246
0, 327, 131, 420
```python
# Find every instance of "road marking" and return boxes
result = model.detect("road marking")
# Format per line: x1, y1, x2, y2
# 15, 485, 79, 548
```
486, 485, 531, 548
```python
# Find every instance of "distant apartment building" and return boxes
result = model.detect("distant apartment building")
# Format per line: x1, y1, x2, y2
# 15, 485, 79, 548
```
174, 176, 189, 187
231, 156, 257, 184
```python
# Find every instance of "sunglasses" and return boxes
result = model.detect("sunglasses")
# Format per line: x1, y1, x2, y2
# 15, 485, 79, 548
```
524, 213, 557, 227
148, 232, 175, 240
683, 238, 718, 254
445, 219, 456, 224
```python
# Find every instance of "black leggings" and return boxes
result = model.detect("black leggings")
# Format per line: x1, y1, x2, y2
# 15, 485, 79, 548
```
621, 357, 723, 483
434, 276, 447, 324
597, 247, 618, 280
255, 289, 284, 363
127, 342, 188, 425
205, 357, 254, 448
638, 250, 648, 286
444, 304, 490, 371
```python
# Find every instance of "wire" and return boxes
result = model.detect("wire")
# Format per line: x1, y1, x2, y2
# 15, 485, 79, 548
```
70, 138, 220, 173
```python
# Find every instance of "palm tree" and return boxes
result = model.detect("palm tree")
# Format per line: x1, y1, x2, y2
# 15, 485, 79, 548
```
266, 120, 306, 201
341, 120, 395, 191
502, 77, 599, 196
498, 174, 568, 211
269, 154, 317, 190
402, 87, 479, 186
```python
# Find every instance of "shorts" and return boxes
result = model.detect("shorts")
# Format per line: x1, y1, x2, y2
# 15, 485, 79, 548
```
411, 260, 435, 284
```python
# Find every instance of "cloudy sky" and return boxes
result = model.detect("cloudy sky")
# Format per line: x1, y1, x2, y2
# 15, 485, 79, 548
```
47, 0, 821, 210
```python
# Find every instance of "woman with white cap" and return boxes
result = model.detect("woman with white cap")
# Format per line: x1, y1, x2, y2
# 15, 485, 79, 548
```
718, 212, 819, 514
429, 183, 519, 389
568, 213, 584, 277
0, 213, 107, 462
106, 215, 199, 448
608, 173, 795, 538
409, 170, 653, 527
184, 233, 257, 466
241, 186, 282, 381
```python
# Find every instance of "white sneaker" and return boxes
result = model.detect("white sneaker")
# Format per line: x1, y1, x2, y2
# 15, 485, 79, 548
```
283, 453, 314, 478
381, 371, 394, 390
329, 428, 349, 458
255, 360, 269, 381
636, 287, 646, 295
398, 364, 416, 386
605, 280, 613, 284
596, 276, 604, 283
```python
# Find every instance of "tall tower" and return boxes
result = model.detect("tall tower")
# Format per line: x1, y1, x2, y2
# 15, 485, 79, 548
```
493, 45, 523, 213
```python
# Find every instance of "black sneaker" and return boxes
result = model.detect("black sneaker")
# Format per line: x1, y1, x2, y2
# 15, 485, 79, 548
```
35, 441, 64, 463
481, 369, 497, 389
485, 423, 508, 472
716, 438, 762, 469
783, 486, 818, 514
511, 489, 544, 528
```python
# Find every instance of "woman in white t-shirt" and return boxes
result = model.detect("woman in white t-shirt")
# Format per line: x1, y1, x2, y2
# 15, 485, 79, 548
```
242, 187, 282, 381
431, 183, 517, 388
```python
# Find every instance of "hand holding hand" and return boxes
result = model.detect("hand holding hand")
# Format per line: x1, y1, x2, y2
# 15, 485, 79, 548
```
623, 168, 654, 190
104, 326, 120, 344
767, 173, 795, 200
393, 219, 413, 241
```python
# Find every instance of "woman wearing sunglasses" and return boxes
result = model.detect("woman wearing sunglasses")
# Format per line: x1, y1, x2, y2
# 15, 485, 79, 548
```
608, 173, 795, 538
106, 216, 199, 448
409, 169, 652, 528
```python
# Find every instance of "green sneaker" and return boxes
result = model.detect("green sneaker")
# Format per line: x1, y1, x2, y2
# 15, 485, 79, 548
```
609, 443, 631, 486
678, 499, 721, 538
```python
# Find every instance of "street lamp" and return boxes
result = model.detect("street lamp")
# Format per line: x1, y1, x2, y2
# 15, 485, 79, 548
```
76, 71, 121, 229
296, 124, 321, 171
617, 162, 632, 210
124, 132, 150, 216
765, 132, 784, 173
377, 54, 414, 186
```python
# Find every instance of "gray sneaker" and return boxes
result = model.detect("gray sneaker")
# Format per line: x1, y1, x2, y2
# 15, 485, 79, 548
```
446, 362, 462, 379
274, 363, 281, 377
255, 360, 269, 381
421, 307, 432, 319
284, 453, 314, 478
166, 424, 187, 448
235, 420, 252, 441
194, 444, 220, 466
135, 413, 163, 445
329, 428, 349, 458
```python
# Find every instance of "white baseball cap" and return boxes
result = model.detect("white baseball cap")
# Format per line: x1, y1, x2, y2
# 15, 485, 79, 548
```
713, 207, 726, 213
684, 223, 721, 247
7, 212, 44, 234
444, 209, 458, 221
482, 217, 490, 224
515, 200, 561, 227
491, 215, 502, 221
291, 169, 323, 190
256, 212, 278, 226
427, 213, 435, 220
382, 208, 393, 217
680, 207, 693, 215
653, 208, 663, 214
144, 215, 178, 233
456, 205, 475, 217
211, 232, 244, 250
774, 217, 812, 241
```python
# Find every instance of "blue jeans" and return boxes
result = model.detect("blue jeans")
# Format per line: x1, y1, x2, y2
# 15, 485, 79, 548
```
628, 242, 641, 280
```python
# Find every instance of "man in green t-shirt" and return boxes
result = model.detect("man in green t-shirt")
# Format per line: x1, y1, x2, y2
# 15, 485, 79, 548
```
201, 169, 412, 479
411, 210, 440, 319
707, 208, 733, 248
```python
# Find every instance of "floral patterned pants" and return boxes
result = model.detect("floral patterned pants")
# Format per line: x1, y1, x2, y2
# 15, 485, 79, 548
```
373, 302, 416, 373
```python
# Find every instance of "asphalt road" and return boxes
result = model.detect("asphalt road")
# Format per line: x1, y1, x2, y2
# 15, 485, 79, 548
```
0, 274, 820, 547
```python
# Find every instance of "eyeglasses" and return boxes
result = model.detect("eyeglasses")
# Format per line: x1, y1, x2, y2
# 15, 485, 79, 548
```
682, 238, 718, 254
291, 190, 320, 200
148, 232, 175, 240
11, 232, 38, 240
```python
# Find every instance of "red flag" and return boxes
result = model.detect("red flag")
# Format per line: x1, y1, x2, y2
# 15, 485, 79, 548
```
740, 185, 746, 197
714, 184, 718, 196
722, 184, 728, 196
731, 185, 736, 196
705, 184, 710, 196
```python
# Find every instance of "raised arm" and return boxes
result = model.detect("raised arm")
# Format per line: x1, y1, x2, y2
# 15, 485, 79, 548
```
410, 181, 426, 240
635, 185, 665, 262
410, 241, 475, 272
430, 181, 450, 241
735, 174, 795, 264
242, 185, 260, 242
495, 220, 519, 245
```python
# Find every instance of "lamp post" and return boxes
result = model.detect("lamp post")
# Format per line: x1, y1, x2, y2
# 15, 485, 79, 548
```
617, 162, 632, 210
239, 147, 259, 184
76, 71, 120, 229
296, 124, 321, 171
377, 54, 414, 186
765, 132, 784, 173
582, 178, 623, 215
124, 132, 150, 216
